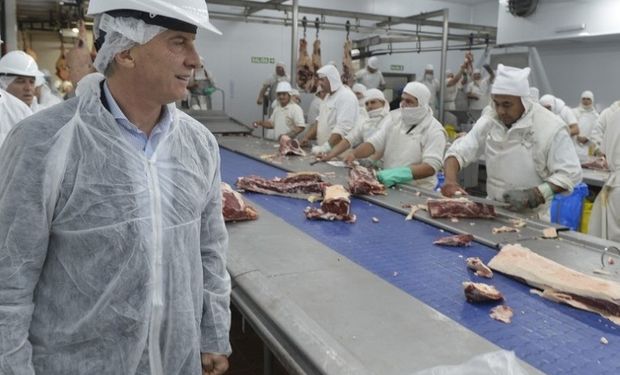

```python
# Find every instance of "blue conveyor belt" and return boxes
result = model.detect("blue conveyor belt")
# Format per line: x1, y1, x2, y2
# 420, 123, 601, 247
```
220, 148, 620, 375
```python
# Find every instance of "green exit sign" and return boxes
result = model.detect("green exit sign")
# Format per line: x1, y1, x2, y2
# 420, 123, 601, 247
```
251, 57, 276, 64
390, 64, 404, 71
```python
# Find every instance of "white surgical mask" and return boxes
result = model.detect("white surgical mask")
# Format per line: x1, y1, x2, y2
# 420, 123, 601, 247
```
358, 98, 366, 107
400, 106, 427, 126
367, 108, 385, 118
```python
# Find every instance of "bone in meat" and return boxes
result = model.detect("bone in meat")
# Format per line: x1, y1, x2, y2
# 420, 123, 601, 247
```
221, 183, 258, 222
463, 282, 504, 303
305, 185, 356, 223
348, 166, 386, 196
237, 172, 327, 196
466, 257, 494, 278
427, 198, 496, 219
490, 305, 513, 324
492, 226, 520, 234
279, 135, 306, 156
433, 234, 475, 247
489, 244, 620, 325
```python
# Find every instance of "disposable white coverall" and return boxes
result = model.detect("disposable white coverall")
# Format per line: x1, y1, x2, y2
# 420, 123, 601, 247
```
0, 88, 32, 148
589, 109, 620, 241
0, 76, 231, 375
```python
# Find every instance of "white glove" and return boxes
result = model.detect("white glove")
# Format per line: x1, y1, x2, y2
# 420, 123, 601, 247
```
311, 142, 331, 155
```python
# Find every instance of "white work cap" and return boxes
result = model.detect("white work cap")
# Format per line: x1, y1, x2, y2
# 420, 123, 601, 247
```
352, 83, 367, 95
0, 51, 40, 77
473, 68, 481, 75
87, 0, 221, 35
425, 64, 434, 71
367, 56, 379, 69
317, 64, 342, 92
581, 90, 594, 100
539, 94, 555, 109
276, 81, 292, 94
403, 81, 431, 107
529, 87, 540, 102
364, 88, 386, 103
276, 61, 286, 69
491, 64, 531, 97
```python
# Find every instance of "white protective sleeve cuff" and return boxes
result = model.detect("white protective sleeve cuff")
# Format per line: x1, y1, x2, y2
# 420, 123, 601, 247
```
537, 182, 555, 202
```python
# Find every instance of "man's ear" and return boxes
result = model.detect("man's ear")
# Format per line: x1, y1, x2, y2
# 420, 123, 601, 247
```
114, 49, 135, 69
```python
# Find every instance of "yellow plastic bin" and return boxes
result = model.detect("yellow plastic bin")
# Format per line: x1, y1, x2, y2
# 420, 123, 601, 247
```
580, 199, 594, 233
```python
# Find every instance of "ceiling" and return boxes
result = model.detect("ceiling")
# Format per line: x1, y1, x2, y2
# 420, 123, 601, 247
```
16, 0, 85, 25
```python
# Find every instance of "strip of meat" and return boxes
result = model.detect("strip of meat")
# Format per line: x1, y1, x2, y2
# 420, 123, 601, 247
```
489, 244, 620, 325
348, 166, 386, 196
490, 305, 513, 323
279, 135, 306, 156
433, 234, 474, 247
463, 282, 504, 303
236, 172, 327, 196
221, 183, 258, 222
492, 226, 520, 234
427, 198, 496, 219
305, 185, 356, 223
581, 157, 609, 171
466, 257, 493, 278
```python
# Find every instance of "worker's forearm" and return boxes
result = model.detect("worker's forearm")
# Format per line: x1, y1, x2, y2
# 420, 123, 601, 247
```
352, 143, 376, 160
302, 124, 318, 141
568, 124, 579, 136
286, 127, 304, 139
260, 120, 274, 129
327, 133, 343, 148
443, 156, 461, 184
409, 163, 436, 180
546, 182, 566, 194
325, 139, 352, 160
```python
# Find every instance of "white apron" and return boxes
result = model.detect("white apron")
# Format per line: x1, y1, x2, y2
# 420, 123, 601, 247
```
316, 101, 334, 145
485, 128, 551, 219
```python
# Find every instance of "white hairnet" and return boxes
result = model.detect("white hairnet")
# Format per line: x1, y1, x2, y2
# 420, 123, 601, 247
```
276, 81, 292, 94
403, 81, 431, 108
491, 64, 530, 97
352, 83, 367, 95
93, 13, 166, 74
581, 90, 594, 101
473, 68, 481, 75
367, 56, 379, 69
0, 75, 16, 89
539, 94, 555, 110
364, 88, 389, 111
317, 64, 342, 93
276, 61, 286, 69
425, 64, 434, 71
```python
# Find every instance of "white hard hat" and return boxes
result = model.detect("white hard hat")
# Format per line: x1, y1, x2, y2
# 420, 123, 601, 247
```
87, 0, 221, 35
0, 51, 40, 77
276, 81, 292, 94
367, 56, 379, 69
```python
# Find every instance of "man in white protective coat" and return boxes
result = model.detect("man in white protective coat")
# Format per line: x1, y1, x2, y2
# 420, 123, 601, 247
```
441, 64, 582, 219
572, 90, 599, 158
0, 1, 232, 374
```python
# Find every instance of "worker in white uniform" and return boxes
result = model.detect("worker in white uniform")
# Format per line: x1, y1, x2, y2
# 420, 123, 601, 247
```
354, 56, 385, 90
445, 66, 466, 111
571, 90, 599, 158
589, 101, 620, 153
306, 87, 326, 126
442, 64, 582, 219
467, 68, 493, 111
301, 64, 358, 154
317, 88, 390, 162
421, 64, 440, 112
256, 61, 290, 109
254, 81, 305, 140
0, 1, 231, 374
0, 88, 32, 148
352, 82, 370, 122
33, 70, 63, 111
344, 82, 447, 189
0, 50, 42, 110
588, 109, 620, 241
539, 94, 579, 136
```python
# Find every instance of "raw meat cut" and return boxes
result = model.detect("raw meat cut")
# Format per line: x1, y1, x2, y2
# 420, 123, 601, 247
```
305, 185, 356, 223
296, 38, 314, 92
427, 198, 496, 219
221, 183, 258, 222
433, 234, 474, 247
509, 218, 527, 228
466, 257, 493, 278
542, 227, 558, 239
312, 39, 322, 73
341, 39, 355, 86
348, 166, 386, 196
490, 305, 513, 323
463, 282, 504, 303
581, 157, 609, 171
488, 244, 620, 325
237, 172, 328, 197
279, 135, 306, 156
492, 226, 520, 234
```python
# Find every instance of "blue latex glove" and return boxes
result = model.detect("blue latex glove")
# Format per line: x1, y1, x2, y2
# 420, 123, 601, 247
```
377, 167, 413, 187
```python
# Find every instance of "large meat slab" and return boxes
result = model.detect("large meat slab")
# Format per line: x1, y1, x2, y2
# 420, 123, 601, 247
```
427, 198, 496, 219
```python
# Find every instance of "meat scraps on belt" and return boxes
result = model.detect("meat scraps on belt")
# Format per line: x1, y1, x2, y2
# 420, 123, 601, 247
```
427, 198, 496, 219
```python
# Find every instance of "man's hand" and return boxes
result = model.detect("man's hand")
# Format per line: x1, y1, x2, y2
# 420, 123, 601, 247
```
576, 136, 589, 144
343, 153, 357, 166
502, 188, 545, 212
441, 182, 467, 197
201, 353, 229, 375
